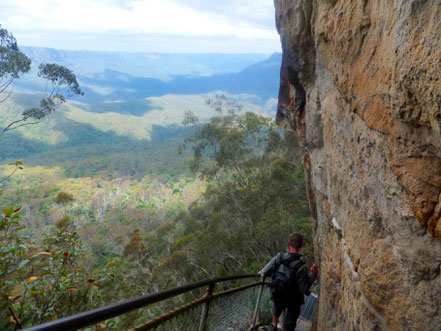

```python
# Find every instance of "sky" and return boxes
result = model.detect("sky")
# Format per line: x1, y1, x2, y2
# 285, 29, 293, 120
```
0, 0, 281, 53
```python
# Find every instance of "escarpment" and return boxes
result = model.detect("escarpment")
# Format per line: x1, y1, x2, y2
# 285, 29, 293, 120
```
274, 0, 441, 330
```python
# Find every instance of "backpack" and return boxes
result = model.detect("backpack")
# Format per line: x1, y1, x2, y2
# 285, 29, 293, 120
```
269, 252, 305, 303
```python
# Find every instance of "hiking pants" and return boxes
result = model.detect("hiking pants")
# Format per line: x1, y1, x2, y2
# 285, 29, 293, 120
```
273, 302, 301, 331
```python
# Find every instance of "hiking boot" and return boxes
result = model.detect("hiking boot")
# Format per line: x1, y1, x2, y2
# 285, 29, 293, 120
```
267, 324, 278, 331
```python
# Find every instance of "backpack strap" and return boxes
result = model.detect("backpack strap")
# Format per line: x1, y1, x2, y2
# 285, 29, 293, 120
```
285, 255, 305, 276
278, 251, 284, 266
271, 252, 285, 277
289, 259, 305, 272
282, 253, 301, 266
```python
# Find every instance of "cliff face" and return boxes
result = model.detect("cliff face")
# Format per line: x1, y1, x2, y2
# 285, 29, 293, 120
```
274, 0, 441, 329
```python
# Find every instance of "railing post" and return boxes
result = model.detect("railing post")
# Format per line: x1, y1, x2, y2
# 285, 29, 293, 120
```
251, 278, 266, 327
198, 281, 215, 331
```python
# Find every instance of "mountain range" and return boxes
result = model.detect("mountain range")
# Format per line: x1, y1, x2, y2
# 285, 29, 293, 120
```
1, 48, 282, 172
16, 48, 281, 104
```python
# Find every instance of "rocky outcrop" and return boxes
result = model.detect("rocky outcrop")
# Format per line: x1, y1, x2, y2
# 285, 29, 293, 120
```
274, 0, 441, 330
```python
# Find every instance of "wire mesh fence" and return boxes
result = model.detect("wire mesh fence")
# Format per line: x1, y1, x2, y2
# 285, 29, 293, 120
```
132, 282, 271, 331
146, 303, 203, 330
69, 281, 318, 331
86, 286, 314, 331
205, 284, 270, 330
25, 275, 276, 331
293, 293, 317, 331
299, 293, 317, 321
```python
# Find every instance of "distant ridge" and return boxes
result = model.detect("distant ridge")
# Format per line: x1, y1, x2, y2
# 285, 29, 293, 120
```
75, 53, 281, 104
16, 48, 281, 104
21, 47, 271, 80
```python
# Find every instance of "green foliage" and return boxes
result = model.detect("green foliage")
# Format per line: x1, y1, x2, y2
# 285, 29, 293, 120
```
38, 63, 83, 97
169, 95, 312, 280
0, 26, 31, 79
54, 216, 74, 232
55, 191, 74, 205
0, 26, 83, 139
0, 212, 98, 329
182, 95, 270, 177
20, 63, 83, 121
0, 28, 90, 326
0, 96, 312, 328
0, 162, 23, 191
0, 206, 26, 300
0, 27, 303, 328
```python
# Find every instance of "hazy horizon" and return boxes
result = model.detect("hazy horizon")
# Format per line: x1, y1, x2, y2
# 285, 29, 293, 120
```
21, 45, 279, 55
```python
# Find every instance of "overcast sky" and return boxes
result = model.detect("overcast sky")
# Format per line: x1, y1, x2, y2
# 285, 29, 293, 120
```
0, 0, 281, 53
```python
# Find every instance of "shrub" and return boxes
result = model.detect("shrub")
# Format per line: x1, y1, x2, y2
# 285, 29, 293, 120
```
55, 191, 74, 204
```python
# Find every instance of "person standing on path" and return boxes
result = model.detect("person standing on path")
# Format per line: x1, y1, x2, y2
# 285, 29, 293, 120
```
258, 232, 318, 331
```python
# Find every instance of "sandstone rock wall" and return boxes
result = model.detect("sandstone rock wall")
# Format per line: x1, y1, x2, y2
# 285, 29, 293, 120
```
274, 1, 441, 330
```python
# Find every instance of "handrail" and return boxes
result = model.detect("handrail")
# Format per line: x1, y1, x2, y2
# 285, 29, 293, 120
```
25, 274, 259, 331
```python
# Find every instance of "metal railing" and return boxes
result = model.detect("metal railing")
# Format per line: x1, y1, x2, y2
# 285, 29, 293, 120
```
25, 275, 269, 331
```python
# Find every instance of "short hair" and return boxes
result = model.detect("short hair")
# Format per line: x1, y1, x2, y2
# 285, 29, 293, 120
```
289, 232, 304, 249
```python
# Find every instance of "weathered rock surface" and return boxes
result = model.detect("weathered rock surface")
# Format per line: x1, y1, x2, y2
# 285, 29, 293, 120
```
274, 0, 441, 330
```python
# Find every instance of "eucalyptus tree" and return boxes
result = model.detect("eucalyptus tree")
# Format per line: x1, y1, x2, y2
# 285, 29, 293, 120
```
0, 26, 83, 139
0, 26, 83, 183
172, 95, 312, 281
0, 27, 86, 329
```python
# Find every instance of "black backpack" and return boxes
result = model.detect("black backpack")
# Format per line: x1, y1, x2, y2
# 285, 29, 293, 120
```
269, 252, 305, 302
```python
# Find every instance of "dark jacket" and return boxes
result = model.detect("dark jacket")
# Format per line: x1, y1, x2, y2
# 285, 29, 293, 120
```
259, 252, 316, 304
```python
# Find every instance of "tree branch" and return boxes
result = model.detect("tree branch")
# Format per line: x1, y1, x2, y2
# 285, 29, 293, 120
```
5, 121, 41, 132
0, 164, 21, 185
0, 82, 14, 103
0, 77, 13, 92
0, 97, 58, 138
186, 250, 212, 278
0, 118, 41, 138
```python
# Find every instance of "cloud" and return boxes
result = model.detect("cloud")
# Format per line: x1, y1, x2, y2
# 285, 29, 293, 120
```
0, 0, 280, 53
168, 0, 276, 27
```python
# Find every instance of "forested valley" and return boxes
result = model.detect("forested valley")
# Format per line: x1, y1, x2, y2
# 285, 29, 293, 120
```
0, 29, 311, 329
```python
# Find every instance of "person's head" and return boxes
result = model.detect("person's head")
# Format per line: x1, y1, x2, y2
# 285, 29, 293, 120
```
288, 232, 304, 250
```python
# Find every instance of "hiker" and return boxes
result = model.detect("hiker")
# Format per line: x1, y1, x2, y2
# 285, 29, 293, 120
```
258, 232, 318, 331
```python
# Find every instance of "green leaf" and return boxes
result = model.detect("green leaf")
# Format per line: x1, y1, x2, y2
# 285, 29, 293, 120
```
8, 161, 23, 166
18, 259, 29, 269
2, 206, 14, 217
